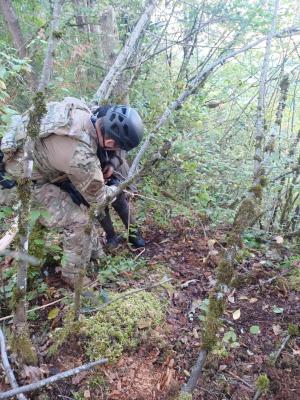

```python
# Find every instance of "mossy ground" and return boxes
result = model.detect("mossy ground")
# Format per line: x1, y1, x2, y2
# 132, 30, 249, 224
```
84, 290, 166, 363
288, 268, 300, 291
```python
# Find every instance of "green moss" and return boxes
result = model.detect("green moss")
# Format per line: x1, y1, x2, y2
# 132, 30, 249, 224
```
233, 198, 258, 235
288, 323, 299, 337
216, 259, 234, 286
250, 184, 263, 200
236, 248, 250, 263
53, 31, 63, 39
259, 176, 268, 187
288, 268, 300, 291
11, 287, 26, 310
27, 92, 47, 139
10, 330, 38, 365
177, 393, 192, 400
256, 374, 270, 392
202, 293, 224, 351
48, 310, 82, 356
28, 222, 47, 264
84, 291, 165, 363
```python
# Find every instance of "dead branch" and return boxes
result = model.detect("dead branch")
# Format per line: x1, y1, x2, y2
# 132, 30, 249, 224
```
180, 349, 208, 394
248, 268, 293, 290
283, 229, 300, 238
0, 250, 39, 265
0, 328, 27, 400
225, 370, 254, 390
274, 334, 291, 364
82, 277, 172, 314
0, 358, 108, 399
94, 0, 158, 101
0, 215, 18, 253
253, 389, 262, 400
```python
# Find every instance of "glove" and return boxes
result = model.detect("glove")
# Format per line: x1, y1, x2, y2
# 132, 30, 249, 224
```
106, 176, 121, 187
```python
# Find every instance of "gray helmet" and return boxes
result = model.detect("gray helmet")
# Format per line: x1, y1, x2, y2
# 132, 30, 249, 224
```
102, 105, 144, 151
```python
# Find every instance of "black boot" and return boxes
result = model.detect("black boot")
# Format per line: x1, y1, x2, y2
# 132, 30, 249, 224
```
100, 207, 123, 249
112, 192, 145, 248
128, 228, 145, 248
106, 234, 123, 249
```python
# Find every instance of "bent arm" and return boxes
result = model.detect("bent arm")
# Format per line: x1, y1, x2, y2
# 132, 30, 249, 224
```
68, 142, 116, 206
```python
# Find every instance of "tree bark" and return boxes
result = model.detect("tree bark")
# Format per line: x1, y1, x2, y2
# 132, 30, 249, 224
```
12, 93, 47, 365
38, 0, 64, 92
94, 0, 158, 102
71, 0, 86, 31
0, 0, 26, 58
0, 328, 27, 400
98, 6, 129, 103
253, 0, 280, 189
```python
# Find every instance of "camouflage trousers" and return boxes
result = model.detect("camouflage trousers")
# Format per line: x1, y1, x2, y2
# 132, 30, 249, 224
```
0, 183, 104, 281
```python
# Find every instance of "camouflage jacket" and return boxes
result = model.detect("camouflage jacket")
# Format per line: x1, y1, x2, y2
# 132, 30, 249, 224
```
4, 102, 117, 206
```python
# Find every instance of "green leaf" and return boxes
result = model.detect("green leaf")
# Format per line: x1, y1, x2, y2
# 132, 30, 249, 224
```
48, 307, 60, 320
250, 325, 260, 334
272, 306, 284, 314
223, 329, 237, 343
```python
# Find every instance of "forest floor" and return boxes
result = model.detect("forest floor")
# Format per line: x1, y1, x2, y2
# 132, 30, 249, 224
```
0, 215, 300, 400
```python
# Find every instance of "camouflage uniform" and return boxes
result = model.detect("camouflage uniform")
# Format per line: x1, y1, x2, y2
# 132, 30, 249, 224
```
1, 104, 116, 284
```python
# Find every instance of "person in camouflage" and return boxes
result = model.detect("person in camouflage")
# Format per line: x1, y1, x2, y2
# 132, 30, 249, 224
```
0, 100, 144, 287
92, 105, 145, 249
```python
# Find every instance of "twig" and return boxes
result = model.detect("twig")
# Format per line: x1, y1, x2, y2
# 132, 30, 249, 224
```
133, 248, 145, 260
180, 349, 208, 394
0, 328, 27, 400
249, 268, 293, 290
283, 229, 300, 238
0, 276, 102, 323
81, 277, 172, 314
225, 370, 254, 390
274, 334, 291, 364
0, 250, 39, 265
253, 389, 262, 400
0, 216, 18, 253
0, 358, 108, 399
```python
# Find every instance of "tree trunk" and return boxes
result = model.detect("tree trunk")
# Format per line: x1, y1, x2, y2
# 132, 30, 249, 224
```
38, 0, 64, 92
97, 6, 129, 103
0, 0, 26, 58
71, 0, 86, 32
0, 0, 37, 89
12, 0, 62, 364
12, 93, 47, 365
94, 0, 158, 102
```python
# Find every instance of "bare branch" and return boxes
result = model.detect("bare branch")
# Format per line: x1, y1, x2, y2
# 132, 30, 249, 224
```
82, 277, 172, 314
94, 0, 158, 101
0, 328, 27, 400
180, 349, 208, 394
0, 215, 18, 253
0, 358, 108, 399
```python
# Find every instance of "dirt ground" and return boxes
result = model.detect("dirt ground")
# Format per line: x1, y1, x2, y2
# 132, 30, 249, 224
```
0, 215, 299, 399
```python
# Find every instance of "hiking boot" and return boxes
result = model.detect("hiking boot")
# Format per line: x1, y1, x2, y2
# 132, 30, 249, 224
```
106, 234, 124, 250
128, 229, 145, 248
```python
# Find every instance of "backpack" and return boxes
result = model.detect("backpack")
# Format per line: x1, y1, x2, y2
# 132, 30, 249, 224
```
0, 97, 91, 154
